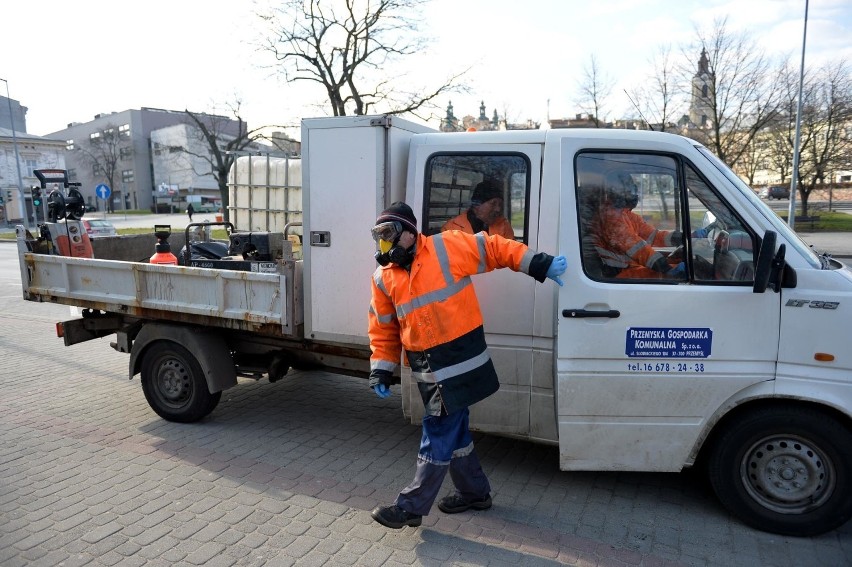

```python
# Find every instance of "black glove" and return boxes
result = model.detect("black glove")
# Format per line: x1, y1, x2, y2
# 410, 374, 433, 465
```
369, 369, 393, 389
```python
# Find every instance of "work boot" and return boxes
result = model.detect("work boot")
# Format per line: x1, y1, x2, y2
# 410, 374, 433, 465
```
371, 505, 422, 529
437, 493, 492, 514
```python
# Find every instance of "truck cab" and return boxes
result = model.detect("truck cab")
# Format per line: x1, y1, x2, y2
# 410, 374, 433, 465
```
401, 127, 852, 536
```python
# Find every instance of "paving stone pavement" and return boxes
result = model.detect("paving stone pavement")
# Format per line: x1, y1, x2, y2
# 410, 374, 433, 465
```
1, 283, 851, 565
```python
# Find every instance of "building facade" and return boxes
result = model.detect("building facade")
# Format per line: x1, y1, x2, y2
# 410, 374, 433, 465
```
48, 108, 203, 212
440, 101, 540, 132
0, 126, 66, 224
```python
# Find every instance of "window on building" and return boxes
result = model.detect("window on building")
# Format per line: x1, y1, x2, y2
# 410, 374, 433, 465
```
423, 153, 529, 242
68, 168, 76, 180
25, 159, 38, 177
92, 164, 100, 175
119, 124, 130, 137
122, 169, 134, 183
702, 84, 709, 97
90, 131, 101, 142
120, 147, 133, 160
66, 139, 75, 151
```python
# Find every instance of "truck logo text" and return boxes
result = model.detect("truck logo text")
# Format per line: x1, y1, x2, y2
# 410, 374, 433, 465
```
785, 299, 839, 309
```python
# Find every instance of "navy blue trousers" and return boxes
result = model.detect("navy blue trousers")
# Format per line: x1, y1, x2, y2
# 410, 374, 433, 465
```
395, 407, 491, 516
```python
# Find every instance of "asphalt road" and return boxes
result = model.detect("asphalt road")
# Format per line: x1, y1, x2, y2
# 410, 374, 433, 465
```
2, 245, 852, 565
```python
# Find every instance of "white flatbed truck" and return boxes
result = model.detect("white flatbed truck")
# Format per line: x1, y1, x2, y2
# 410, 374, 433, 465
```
17, 115, 852, 536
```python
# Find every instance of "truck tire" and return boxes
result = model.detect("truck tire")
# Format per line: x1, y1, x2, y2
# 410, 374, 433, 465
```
140, 342, 222, 423
707, 406, 852, 536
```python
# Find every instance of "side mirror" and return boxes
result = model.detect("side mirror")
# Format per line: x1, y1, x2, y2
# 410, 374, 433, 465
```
753, 231, 786, 293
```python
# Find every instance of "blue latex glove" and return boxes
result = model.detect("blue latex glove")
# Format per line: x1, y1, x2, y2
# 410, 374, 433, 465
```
373, 384, 391, 399
692, 227, 709, 238
546, 255, 567, 287
669, 262, 686, 277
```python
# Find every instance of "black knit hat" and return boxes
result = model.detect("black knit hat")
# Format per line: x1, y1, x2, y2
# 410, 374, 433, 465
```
471, 180, 502, 205
375, 202, 418, 234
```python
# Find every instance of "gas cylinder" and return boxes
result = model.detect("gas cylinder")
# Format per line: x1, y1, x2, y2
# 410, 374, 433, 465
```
150, 225, 178, 265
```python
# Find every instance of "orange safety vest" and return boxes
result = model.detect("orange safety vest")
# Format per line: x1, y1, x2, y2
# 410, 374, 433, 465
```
591, 204, 679, 279
441, 212, 515, 239
369, 231, 550, 415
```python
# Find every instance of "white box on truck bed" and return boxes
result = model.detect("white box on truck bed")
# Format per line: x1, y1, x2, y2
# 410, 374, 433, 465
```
300, 115, 434, 345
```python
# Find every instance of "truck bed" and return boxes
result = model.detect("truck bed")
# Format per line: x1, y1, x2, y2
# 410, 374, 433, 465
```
17, 228, 296, 337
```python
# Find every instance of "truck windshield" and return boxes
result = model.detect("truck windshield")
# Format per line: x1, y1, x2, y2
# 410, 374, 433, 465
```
695, 145, 822, 269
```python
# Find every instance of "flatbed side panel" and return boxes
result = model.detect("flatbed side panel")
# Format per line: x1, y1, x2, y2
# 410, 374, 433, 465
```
23, 253, 287, 328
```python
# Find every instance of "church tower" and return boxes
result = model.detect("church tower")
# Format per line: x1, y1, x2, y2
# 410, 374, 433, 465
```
688, 49, 714, 128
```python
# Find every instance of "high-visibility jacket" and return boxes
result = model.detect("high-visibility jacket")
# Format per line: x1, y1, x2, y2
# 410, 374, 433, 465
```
591, 204, 682, 279
369, 231, 553, 416
441, 212, 515, 239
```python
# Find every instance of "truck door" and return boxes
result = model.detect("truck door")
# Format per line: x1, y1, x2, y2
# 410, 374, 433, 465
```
555, 149, 781, 471
407, 142, 543, 437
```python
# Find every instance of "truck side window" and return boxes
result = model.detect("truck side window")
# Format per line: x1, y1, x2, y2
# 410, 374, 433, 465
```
423, 153, 529, 242
576, 152, 683, 282
685, 164, 757, 283
575, 152, 757, 284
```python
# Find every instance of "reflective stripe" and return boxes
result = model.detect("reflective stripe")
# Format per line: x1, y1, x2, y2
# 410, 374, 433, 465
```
452, 441, 474, 458
596, 246, 630, 268
373, 270, 389, 297
410, 350, 490, 383
371, 359, 397, 372
369, 305, 396, 324
626, 240, 646, 258
519, 249, 534, 274
432, 234, 456, 286
475, 233, 487, 273
647, 228, 658, 243
645, 250, 665, 269
395, 277, 471, 318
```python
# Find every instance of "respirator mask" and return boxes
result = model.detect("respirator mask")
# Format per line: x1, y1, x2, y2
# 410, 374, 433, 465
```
371, 221, 412, 266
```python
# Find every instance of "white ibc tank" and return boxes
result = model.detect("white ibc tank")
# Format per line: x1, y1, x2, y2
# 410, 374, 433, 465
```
227, 155, 303, 236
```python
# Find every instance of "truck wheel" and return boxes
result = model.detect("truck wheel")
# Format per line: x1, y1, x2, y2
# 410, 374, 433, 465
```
140, 342, 221, 423
707, 406, 852, 536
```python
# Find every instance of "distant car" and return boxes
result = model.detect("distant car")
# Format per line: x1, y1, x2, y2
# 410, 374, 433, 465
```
193, 202, 221, 213
84, 204, 98, 212
82, 219, 117, 238
760, 185, 790, 200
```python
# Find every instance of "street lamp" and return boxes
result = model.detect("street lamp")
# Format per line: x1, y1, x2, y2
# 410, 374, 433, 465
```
787, 0, 809, 229
0, 77, 29, 230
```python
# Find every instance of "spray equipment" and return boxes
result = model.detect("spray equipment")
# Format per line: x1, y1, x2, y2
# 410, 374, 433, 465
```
33, 169, 85, 222
150, 225, 178, 265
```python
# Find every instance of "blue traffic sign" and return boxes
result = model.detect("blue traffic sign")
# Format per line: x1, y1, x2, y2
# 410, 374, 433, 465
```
95, 183, 112, 200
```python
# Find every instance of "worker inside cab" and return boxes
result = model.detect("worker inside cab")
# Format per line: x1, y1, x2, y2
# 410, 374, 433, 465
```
441, 179, 515, 239
589, 171, 705, 280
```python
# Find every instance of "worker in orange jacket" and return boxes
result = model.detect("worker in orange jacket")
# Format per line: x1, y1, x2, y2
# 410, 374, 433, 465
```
367, 202, 567, 529
591, 171, 704, 279
441, 179, 515, 239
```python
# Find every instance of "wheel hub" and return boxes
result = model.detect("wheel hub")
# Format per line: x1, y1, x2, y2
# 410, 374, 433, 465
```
742, 436, 834, 513
158, 360, 189, 403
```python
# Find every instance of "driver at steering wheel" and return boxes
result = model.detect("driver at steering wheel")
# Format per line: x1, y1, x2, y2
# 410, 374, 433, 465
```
591, 171, 704, 279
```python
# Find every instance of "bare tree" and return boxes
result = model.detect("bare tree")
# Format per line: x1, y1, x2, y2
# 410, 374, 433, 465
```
791, 60, 852, 215
683, 18, 781, 168
764, 59, 805, 186
257, 0, 467, 118
180, 106, 274, 222
628, 46, 683, 132
75, 123, 122, 213
576, 55, 613, 127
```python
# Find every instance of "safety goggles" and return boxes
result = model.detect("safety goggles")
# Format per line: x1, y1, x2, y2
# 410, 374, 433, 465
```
371, 221, 402, 243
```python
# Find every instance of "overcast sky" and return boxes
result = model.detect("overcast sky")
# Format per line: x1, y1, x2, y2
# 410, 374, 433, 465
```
2, 0, 850, 138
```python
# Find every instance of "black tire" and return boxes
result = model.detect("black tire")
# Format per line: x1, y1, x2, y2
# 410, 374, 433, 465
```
707, 406, 852, 536
140, 342, 221, 423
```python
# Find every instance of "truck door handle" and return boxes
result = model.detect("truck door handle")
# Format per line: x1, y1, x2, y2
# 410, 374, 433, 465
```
562, 309, 620, 319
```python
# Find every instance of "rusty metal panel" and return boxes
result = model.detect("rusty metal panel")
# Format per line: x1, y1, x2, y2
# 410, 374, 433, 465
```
22, 253, 287, 330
